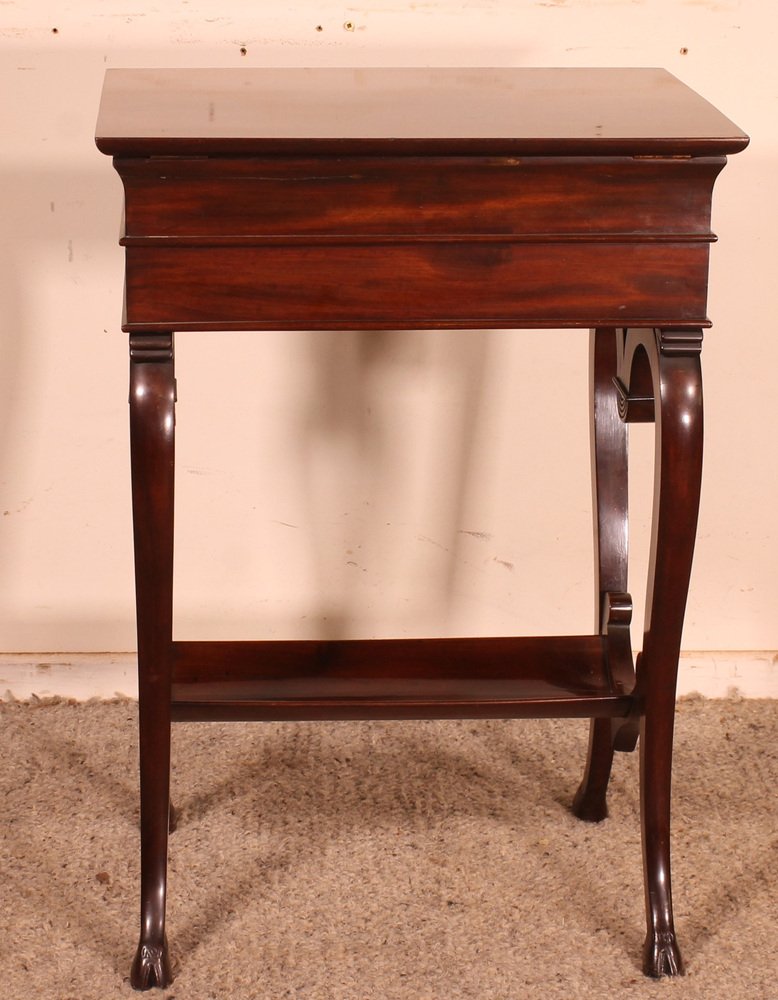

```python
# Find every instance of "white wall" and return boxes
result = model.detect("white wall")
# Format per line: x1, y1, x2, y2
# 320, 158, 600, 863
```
0, 1, 773, 661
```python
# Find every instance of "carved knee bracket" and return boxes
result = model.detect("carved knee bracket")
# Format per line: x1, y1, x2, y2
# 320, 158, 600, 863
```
602, 592, 639, 753
602, 591, 634, 689
614, 327, 703, 423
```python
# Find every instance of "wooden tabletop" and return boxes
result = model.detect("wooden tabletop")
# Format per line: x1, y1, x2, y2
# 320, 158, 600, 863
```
95, 67, 748, 158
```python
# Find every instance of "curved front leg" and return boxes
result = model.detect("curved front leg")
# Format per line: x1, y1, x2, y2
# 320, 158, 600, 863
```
573, 328, 630, 823
128, 333, 176, 991
623, 327, 703, 978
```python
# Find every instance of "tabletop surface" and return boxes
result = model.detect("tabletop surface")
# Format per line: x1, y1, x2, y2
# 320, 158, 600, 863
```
95, 67, 748, 157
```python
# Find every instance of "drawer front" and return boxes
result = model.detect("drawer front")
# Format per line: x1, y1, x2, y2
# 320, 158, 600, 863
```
116, 155, 723, 243
124, 242, 710, 330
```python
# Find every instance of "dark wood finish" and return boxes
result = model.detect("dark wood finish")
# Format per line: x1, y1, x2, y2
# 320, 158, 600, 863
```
573, 328, 634, 823
95, 68, 747, 989
127, 332, 175, 991
95, 67, 748, 158
169, 635, 630, 721
117, 155, 723, 243
621, 327, 704, 976
116, 149, 726, 337
123, 242, 712, 332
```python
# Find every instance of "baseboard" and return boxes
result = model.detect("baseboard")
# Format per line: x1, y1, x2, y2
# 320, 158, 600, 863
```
674, 651, 778, 698
0, 653, 138, 701
1, 650, 777, 702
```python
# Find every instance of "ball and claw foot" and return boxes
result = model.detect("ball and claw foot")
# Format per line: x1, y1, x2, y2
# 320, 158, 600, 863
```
130, 940, 172, 991
643, 930, 684, 978
571, 782, 608, 823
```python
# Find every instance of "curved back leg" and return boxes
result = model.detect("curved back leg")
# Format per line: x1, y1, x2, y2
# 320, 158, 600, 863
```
128, 333, 176, 991
573, 327, 630, 822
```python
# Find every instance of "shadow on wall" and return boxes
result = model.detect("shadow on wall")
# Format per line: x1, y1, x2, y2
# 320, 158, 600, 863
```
0, 158, 592, 649
297, 327, 491, 639
173, 322, 495, 642
0, 162, 494, 648
0, 46, 600, 651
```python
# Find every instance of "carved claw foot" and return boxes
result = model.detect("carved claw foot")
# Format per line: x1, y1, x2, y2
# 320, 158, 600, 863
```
643, 930, 684, 978
571, 783, 608, 823
130, 940, 172, 991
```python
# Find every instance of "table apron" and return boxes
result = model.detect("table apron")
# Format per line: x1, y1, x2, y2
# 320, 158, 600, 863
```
123, 241, 711, 331
115, 154, 724, 242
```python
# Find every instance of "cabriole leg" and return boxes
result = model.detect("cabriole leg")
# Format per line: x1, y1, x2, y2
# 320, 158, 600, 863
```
625, 327, 703, 977
128, 333, 176, 991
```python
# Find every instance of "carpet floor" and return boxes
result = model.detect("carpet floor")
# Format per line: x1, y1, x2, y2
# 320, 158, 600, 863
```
1, 696, 776, 999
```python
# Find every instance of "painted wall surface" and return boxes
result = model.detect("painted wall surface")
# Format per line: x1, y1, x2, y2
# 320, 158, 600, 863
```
0, 1, 771, 654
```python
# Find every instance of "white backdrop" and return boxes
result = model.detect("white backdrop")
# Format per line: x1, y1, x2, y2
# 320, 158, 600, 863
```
0, 2, 772, 666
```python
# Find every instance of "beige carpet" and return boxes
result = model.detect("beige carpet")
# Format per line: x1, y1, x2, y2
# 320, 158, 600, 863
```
1, 695, 776, 999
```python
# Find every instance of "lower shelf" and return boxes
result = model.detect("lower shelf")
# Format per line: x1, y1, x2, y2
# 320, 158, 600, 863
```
169, 635, 633, 722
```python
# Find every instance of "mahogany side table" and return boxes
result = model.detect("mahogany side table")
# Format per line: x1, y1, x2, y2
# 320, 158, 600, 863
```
95, 68, 748, 990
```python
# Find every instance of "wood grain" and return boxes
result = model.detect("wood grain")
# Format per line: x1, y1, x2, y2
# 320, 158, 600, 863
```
96, 68, 747, 989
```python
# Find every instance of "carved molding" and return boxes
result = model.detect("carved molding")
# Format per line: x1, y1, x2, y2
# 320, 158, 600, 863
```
602, 590, 633, 633
656, 327, 704, 356
602, 591, 639, 751
129, 332, 174, 363
612, 375, 654, 424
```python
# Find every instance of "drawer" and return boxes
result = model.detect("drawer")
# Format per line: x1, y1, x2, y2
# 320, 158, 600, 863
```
123, 241, 710, 331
